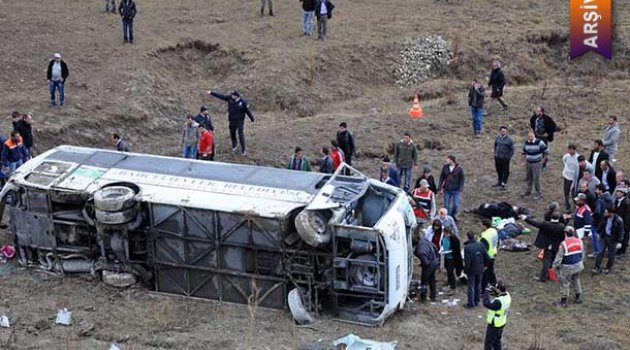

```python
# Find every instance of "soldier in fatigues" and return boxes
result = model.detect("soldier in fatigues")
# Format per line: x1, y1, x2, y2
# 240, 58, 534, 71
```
552, 226, 584, 307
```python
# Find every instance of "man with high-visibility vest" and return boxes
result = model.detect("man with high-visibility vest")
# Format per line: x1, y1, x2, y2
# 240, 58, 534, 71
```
479, 218, 499, 288
483, 280, 511, 350
412, 179, 437, 224
552, 226, 584, 307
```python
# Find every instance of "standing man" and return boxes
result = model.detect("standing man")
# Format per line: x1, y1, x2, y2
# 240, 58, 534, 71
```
1, 131, 27, 177
589, 140, 609, 179
288, 147, 312, 171
613, 187, 630, 257
438, 155, 465, 220
198, 124, 214, 161
562, 144, 579, 211
479, 218, 498, 288
206, 90, 255, 156
524, 213, 565, 282
411, 179, 437, 223
493, 126, 514, 190
573, 193, 593, 241
194, 105, 214, 131
315, 0, 334, 41
572, 155, 594, 197
522, 131, 548, 199
483, 281, 511, 350
488, 61, 508, 111
105, 0, 116, 13
463, 231, 489, 308
260, 0, 274, 16
15, 114, 34, 160
182, 115, 199, 159
380, 156, 400, 188
602, 116, 620, 161
599, 160, 617, 193
118, 0, 137, 44
552, 226, 584, 307
441, 227, 462, 295
330, 140, 345, 172
414, 233, 439, 303
529, 106, 559, 169
394, 133, 417, 192
594, 207, 624, 274
468, 79, 485, 137
336, 122, 355, 167
300, 0, 316, 36
319, 147, 333, 174
46, 53, 69, 107
112, 133, 129, 152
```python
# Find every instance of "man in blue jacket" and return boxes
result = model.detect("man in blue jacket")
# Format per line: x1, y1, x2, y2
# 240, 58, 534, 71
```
206, 90, 255, 156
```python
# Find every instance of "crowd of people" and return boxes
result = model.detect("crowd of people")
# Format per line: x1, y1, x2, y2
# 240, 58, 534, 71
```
4, 2, 626, 347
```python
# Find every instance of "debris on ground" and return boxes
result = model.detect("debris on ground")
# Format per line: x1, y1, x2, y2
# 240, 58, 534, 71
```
55, 309, 72, 326
332, 334, 397, 350
0, 315, 10, 328
395, 35, 452, 87
109, 344, 121, 350
441, 299, 461, 307
500, 238, 530, 252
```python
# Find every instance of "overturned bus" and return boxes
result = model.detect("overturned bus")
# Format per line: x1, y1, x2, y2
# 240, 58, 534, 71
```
0, 146, 416, 326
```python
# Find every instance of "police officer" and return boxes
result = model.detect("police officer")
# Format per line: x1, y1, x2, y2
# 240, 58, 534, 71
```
479, 218, 499, 288
552, 226, 584, 307
483, 280, 511, 350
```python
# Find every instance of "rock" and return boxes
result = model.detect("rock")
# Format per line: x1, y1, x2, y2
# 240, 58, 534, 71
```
396, 36, 453, 87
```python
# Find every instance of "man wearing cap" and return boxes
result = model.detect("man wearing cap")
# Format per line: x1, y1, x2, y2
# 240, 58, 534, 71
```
613, 187, 630, 257
46, 53, 69, 107
493, 126, 514, 190
287, 146, 312, 171
194, 105, 214, 131
412, 179, 437, 223
573, 193, 593, 241
439, 155, 465, 220
523, 213, 566, 282
415, 167, 437, 193
206, 89, 254, 156
118, 0, 137, 44
379, 156, 400, 187
482, 280, 511, 349
552, 226, 584, 307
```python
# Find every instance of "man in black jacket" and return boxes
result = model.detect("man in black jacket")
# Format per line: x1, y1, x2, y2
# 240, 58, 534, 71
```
524, 213, 565, 282
15, 114, 34, 160
463, 231, 489, 308
529, 106, 559, 169
336, 122, 355, 166
594, 207, 624, 273
488, 61, 508, 110
468, 79, 485, 137
598, 160, 616, 193
613, 187, 630, 257
439, 155, 465, 220
206, 89, 255, 156
119, 0, 137, 44
46, 53, 69, 106
414, 235, 439, 302
315, 0, 334, 41
589, 140, 609, 179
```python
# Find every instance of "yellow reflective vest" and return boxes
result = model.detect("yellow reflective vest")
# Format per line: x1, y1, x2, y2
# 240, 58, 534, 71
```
480, 227, 499, 258
486, 292, 511, 328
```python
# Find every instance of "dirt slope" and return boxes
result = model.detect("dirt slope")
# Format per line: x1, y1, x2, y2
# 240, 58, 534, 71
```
1, 0, 630, 349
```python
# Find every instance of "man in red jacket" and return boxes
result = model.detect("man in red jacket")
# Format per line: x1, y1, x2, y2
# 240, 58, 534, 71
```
330, 140, 345, 172
198, 124, 214, 161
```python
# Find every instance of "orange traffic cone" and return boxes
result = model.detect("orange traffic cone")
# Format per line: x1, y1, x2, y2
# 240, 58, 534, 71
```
409, 94, 423, 118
